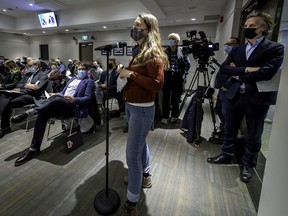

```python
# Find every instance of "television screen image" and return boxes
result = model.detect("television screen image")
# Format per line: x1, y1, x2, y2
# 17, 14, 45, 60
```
38, 12, 58, 28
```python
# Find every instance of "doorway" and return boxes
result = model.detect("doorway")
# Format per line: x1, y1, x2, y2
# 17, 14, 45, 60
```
79, 42, 93, 63
40, 44, 49, 60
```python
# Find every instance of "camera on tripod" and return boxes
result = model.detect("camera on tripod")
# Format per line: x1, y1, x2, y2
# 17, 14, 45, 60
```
182, 30, 219, 66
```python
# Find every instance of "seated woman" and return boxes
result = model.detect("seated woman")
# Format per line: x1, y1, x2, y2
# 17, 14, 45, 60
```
11, 63, 95, 166
0, 60, 22, 90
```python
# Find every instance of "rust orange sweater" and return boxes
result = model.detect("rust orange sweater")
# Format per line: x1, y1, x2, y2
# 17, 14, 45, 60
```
124, 56, 164, 103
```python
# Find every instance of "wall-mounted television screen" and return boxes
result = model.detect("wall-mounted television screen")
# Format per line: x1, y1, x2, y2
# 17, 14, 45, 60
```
38, 12, 58, 28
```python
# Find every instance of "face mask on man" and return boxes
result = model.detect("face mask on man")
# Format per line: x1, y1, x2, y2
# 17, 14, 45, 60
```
108, 63, 114, 70
77, 70, 87, 79
130, 27, 145, 41
168, 39, 176, 47
243, 28, 258, 39
224, 45, 233, 54
28, 66, 37, 74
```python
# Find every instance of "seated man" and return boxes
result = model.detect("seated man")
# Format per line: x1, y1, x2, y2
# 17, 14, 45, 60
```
11, 63, 95, 166
95, 58, 124, 114
0, 59, 48, 138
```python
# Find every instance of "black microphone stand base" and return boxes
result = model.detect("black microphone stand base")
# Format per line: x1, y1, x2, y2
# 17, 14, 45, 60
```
94, 188, 120, 215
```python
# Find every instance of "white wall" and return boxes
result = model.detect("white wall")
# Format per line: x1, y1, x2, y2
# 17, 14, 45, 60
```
258, 0, 288, 215
0, 32, 30, 59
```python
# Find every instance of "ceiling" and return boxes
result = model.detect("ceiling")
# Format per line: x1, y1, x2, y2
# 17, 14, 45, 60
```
0, 0, 228, 36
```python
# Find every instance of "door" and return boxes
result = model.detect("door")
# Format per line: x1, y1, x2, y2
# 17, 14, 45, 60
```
79, 42, 93, 63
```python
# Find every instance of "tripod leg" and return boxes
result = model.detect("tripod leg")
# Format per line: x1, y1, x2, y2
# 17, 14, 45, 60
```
178, 69, 198, 116
208, 97, 217, 133
194, 97, 203, 147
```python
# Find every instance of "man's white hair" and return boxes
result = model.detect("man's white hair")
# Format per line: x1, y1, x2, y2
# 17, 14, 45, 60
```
168, 33, 180, 42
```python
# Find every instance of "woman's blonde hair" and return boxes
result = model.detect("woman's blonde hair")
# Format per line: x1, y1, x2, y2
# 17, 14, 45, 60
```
134, 13, 169, 69
4, 60, 19, 74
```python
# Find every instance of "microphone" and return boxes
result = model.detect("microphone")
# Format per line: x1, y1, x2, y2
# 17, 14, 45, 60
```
95, 42, 127, 51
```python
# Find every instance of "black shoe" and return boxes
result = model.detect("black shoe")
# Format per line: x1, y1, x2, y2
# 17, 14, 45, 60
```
207, 153, 232, 164
14, 149, 40, 166
208, 136, 223, 145
11, 112, 29, 123
0, 127, 11, 139
240, 166, 253, 182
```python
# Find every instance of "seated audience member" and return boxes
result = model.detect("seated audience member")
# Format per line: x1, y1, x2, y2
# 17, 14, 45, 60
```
11, 63, 95, 166
67, 59, 74, 72
15, 57, 26, 73
89, 60, 103, 81
0, 59, 48, 138
55, 58, 66, 76
47, 62, 64, 92
0, 60, 22, 90
95, 58, 124, 113
38, 58, 48, 72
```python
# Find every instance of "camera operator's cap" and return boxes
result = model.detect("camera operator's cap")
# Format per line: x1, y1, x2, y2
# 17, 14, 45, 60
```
168, 33, 180, 42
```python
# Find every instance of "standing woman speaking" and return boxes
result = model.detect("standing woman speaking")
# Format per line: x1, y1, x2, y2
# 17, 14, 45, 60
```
117, 13, 169, 216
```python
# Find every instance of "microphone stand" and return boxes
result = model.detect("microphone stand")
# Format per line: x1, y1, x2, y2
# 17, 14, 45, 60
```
94, 48, 120, 215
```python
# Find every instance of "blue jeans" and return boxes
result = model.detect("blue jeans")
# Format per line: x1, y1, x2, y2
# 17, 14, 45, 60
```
125, 103, 155, 203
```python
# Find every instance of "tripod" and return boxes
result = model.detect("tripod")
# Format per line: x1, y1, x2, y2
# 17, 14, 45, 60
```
180, 61, 217, 146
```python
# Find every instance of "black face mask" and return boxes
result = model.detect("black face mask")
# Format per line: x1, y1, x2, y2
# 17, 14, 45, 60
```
243, 28, 258, 39
108, 63, 114, 70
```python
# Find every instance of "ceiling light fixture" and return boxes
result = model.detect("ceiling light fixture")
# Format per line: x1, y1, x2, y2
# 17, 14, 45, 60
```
103, 26, 107, 29
65, 29, 69, 32
191, 18, 196, 21
29, 3, 33, 6
3, 9, 7, 12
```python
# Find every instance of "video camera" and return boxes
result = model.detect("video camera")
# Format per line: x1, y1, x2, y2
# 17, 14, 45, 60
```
182, 30, 219, 65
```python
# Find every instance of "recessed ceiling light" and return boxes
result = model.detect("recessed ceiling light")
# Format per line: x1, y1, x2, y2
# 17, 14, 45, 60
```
191, 18, 196, 21
29, 3, 33, 6
103, 26, 107, 29
3, 9, 7, 12
65, 29, 69, 32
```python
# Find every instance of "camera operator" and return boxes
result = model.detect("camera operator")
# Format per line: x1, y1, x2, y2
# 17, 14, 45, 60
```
207, 12, 284, 183
209, 37, 240, 144
161, 33, 191, 124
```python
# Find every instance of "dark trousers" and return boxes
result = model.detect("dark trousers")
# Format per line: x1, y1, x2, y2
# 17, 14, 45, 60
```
222, 93, 269, 167
1, 93, 34, 129
30, 97, 74, 150
162, 73, 184, 119
214, 89, 227, 128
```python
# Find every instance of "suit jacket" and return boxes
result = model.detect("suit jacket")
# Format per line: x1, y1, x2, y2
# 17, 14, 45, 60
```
98, 69, 119, 94
60, 77, 95, 118
16, 69, 48, 98
219, 37, 284, 105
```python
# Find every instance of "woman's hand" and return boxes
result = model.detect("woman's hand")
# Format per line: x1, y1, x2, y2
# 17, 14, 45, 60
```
118, 68, 132, 78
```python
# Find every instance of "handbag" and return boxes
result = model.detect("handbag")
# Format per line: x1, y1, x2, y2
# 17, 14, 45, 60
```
64, 132, 83, 154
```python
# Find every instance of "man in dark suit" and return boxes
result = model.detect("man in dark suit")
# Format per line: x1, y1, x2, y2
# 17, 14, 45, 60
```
207, 12, 284, 182
95, 58, 124, 114
11, 63, 95, 166
0, 59, 48, 138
